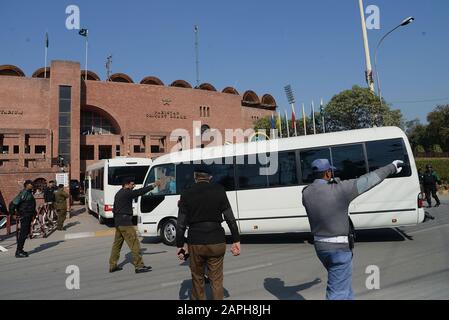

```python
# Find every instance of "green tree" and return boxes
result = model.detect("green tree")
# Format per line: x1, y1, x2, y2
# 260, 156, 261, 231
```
426, 104, 449, 152
324, 85, 403, 132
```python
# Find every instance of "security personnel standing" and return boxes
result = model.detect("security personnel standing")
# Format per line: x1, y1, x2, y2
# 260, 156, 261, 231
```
302, 159, 403, 300
11, 180, 36, 258
54, 184, 69, 231
176, 165, 241, 300
422, 164, 441, 207
43, 180, 57, 206
109, 177, 161, 274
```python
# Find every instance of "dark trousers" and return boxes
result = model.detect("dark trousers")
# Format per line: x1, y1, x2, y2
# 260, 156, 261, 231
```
424, 187, 440, 206
17, 215, 32, 252
188, 243, 226, 300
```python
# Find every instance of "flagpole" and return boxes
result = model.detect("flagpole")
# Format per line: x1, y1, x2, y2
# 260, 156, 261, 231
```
278, 112, 283, 138
44, 32, 48, 78
285, 110, 290, 138
321, 98, 326, 133
85, 34, 88, 79
291, 103, 297, 136
312, 100, 316, 135
302, 102, 307, 136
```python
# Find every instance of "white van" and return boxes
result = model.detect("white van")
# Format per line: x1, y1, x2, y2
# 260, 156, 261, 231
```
136, 127, 425, 245
85, 157, 152, 224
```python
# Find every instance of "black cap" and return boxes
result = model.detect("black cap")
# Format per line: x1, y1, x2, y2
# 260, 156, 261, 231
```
426, 164, 433, 169
24, 180, 33, 186
58, 184, 64, 188
122, 176, 135, 185
193, 165, 211, 175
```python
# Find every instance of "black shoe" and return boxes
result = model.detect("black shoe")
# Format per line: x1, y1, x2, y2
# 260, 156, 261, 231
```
435, 203, 440, 207
15, 251, 28, 258
109, 266, 123, 273
135, 266, 152, 274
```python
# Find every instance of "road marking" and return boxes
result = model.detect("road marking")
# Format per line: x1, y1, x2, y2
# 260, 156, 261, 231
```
0, 245, 8, 252
160, 263, 273, 288
64, 229, 115, 240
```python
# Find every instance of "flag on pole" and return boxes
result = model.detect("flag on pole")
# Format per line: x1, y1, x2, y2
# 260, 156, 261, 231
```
291, 104, 297, 136
302, 103, 307, 136
311, 101, 316, 135
79, 28, 88, 37
276, 112, 282, 138
284, 110, 290, 138
320, 98, 326, 133
44, 32, 49, 79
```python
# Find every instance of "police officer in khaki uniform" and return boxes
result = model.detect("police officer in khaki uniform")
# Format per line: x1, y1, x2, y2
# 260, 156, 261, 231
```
54, 184, 69, 231
109, 177, 161, 274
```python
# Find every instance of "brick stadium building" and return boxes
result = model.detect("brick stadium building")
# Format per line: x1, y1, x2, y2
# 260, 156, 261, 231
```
0, 60, 277, 204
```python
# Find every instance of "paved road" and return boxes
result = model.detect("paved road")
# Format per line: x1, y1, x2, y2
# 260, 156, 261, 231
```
0, 197, 448, 300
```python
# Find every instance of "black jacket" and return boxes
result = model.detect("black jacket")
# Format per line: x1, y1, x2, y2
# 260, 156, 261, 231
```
12, 189, 36, 217
43, 186, 57, 203
176, 181, 240, 247
113, 185, 155, 227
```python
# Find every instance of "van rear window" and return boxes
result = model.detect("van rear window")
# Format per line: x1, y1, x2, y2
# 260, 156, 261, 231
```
366, 138, 411, 177
108, 166, 150, 185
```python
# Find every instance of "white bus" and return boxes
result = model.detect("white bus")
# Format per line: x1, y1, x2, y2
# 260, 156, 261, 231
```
85, 157, 152, 224
136, 127, 425, 245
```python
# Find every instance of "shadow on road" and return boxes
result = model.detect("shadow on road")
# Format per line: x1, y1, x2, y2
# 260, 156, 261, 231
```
29, 240, 64, 255
64, 221, 81, 230
179, 279, 230, 300
263, 277, 321, 300
354, 228, 410, 242
117, 248, 168, 268
70, 207, 86, 217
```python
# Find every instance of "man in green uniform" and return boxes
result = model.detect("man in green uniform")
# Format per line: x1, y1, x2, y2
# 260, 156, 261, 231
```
109, 177, 161, 274
54, 184, 69, 230
11, 180, 36, 258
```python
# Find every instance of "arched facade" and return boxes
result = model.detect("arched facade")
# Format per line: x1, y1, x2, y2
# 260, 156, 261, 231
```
109, 73, 134, 83
81, 105, 121, 135
32, 67, 50, 78
197, 83, 217, 91
81, 70, 101, 81
261, 94, 277, 108
222, 87, 239, 95
140, 76, 164, 86
242, 90, 260, 105
170, 79, 192, 89
0, 65, 25, 77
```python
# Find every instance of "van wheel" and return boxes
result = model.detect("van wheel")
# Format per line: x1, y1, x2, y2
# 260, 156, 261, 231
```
160, 219, 177, 246
97, 205, 105, 225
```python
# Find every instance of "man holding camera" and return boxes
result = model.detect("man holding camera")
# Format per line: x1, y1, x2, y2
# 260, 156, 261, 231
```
302, 159, 403, 300
176, 165, 241, 300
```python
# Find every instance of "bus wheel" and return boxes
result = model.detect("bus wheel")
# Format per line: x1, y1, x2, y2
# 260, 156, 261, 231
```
160, 219, 177, 246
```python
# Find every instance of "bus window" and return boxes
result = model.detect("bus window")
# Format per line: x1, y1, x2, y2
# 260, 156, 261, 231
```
237, 155, 269, 190
300, 148, 331, 184
331, 144, 367, 180
268, 151, 298, 187
108, 166, 150, 185
145, 164, 176, 195
366, 138, 411, 177
207, 158, 235, 191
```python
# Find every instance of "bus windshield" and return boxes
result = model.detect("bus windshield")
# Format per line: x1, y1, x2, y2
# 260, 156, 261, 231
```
145, 164, 176, 195
108, 165, 150, 185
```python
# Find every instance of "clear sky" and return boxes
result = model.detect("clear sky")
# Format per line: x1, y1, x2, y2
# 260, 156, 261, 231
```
1, 0, 448, 123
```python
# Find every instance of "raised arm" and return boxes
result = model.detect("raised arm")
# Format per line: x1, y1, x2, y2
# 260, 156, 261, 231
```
342, 161, 403, 202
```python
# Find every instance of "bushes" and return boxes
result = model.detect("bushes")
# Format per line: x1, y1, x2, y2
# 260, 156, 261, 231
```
415, 158, 449, 184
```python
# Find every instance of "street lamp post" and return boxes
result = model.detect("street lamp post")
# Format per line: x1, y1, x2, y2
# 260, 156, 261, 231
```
374, 16, 415, 112
358, 0, 376, 93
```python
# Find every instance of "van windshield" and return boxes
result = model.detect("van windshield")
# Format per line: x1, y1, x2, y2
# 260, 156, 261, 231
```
108, 166, 150, 185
